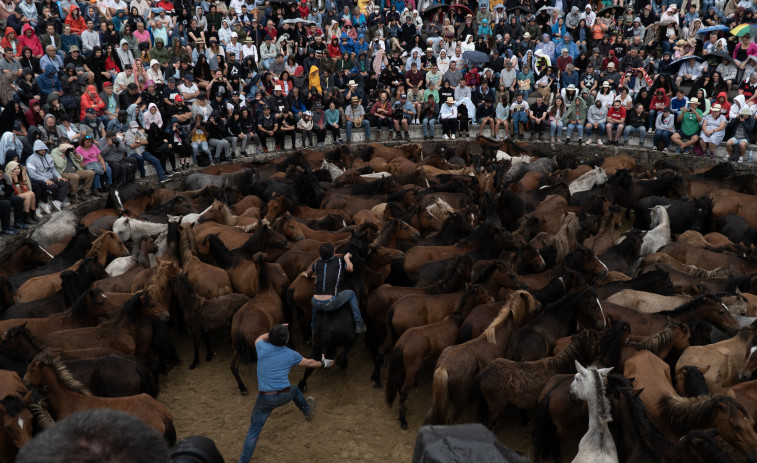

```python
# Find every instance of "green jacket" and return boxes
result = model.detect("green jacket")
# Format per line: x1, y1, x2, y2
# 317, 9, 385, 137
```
50, 145, 85, 173
561, 96, 588, 125
150, 38, 172, 65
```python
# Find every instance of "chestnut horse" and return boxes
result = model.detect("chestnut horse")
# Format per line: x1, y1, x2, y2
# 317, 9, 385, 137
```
24, 352, 176, 444
0, 370, 33, 462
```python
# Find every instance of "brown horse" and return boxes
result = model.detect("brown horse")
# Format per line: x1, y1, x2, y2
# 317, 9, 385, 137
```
172, 274, 249, 369
676, 326, 757, 393
0, 287, 113, 339
529, 212, 582, 265
476, 330, 600, 428
180, 224, 232, 299
13, 232, 127, 303
42, 291, 168, 355
196, 199, 238, 226
583, 205, 623, 255
270, 213, 307, 242
520, 246, 609, 290
602, 294, 739, 337
656, 242, 757, 276
24, 352, 176, 444
202, 234, 260, 297
0, 370, 33, 462
424, 290, 541, 425
0, 239, 51, 278
618, 322, 692, 373
370, 218, 420, 250
230, 254, 284, 395
710, 189, 757, 227
624, 350, 757, 461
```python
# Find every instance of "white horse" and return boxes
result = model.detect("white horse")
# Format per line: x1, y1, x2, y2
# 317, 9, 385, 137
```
179, 203, 214, 225
570, 361, 618, 463
569, 167, 609, 195
112, 217, 167, 244
320, 160, 345, 182
639, 205, 671, 257
360, 171, 392, 179
29, 210, 77, 248
495, 150, 532, 164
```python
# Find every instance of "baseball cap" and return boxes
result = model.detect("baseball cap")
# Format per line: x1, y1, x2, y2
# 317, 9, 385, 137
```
129, 121, 139, 128
174, 95, 183, 102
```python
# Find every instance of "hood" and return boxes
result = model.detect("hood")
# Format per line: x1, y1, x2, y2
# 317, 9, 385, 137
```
44, 113, 56, 125
699, 87, 708, 99
119, 39, 128, 47
155, 37, 164, 45
150, 59, 160, 67
3, 26, 14, 37
28, 125, 40, 138
70, 5, 79, 13
717, 91, 728, 101
32, 139, 48, 153
733, 94, 746, 109
46, 92, 60, 103
147, 102, 158, 112
44, 64, 57, 76
570, 6, 579, 13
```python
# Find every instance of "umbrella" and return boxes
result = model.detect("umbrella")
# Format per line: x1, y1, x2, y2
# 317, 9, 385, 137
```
449, 4, 473, 16
508, 5, 533, 14
667, 54, 705, 71
598, 5, 624, 16
654, 19, 678, 26
708, 50, 735, 64
731, 23, 757, 36
463, 50, 490, 67
282, 18, 310, 24
536, 6, 562, 16
422, 3, 447, 18
696, 24, 730, 34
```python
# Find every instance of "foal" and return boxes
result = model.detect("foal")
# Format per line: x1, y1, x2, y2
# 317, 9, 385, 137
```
570, 362, 618, 463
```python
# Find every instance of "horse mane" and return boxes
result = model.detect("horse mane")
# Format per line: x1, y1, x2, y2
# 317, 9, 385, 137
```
58, 227, 95, 257
482, 290, 539, 344
590, 367, 613, 427
473, 260, 509, 286
172, 273, 204, 308
222, 168, 257, 193
205, 234, 234, 269
31, 352, 91, 396
84, 231, 117, 260
686, 265, 740, 279
680, 366, 710, 397
631, 324, 675, 354
663, 294, 722, 316
550, 331, 592, 372
607, 375, 672, 453
254, 253, 270, 289
28, 399, 54, 430
122, 290, 146, 322
69, 287, 98, 320
461, 223, 498, 247
426, 199, 454, 221
599, 320, 629, 369
426, 255, 472, 295
372, 219, 400, 248
455, 285, 486, 313
145, 261, 176, 308
3, 324, 45, 352
700, 162, 736, 180
660, 395, 751, 431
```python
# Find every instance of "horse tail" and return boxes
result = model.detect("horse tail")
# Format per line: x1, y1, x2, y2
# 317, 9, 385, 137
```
137, 361, 160, 398
385, 345, 405, 407
163, 417, 177, 446
472, 372, 489, 425
151, 319, 179, 374
533, 391, 559, 462
424, 367, 450, 425
387, 306, 400, 342
235, 329, 256, 365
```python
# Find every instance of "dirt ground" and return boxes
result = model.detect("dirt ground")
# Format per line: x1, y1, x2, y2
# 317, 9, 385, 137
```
158, 331, 543, 462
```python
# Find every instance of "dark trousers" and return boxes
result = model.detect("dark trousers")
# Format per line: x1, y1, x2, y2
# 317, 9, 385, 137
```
441, 118, 459, 135
326, 124, 340, 142
313, 127, 326, 143
0, 196, 24, 229
373, 116, 392, 131
32, 178, 69, 202
259, 129, 284, 147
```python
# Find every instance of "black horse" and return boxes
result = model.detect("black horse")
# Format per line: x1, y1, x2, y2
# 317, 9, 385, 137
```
251, 169, 325, 209
634, 196, 712, 234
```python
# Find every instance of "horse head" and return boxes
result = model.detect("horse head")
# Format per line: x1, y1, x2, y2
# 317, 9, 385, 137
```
0, 394, 33, 449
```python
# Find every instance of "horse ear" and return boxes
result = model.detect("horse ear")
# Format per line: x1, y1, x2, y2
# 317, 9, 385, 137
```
574, 360, 587, 374
598, 367, 613, 376
155, 257, 162, 265
699, 365, 711, 374
633, 388, 644, 397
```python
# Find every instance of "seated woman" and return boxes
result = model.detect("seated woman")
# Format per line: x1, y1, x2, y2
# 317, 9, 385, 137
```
3, 160, 39, 223
76, 134, 112, 196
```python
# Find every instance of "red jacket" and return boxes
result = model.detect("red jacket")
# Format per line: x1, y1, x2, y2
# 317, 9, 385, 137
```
64, 5, 86, 35
649, 92, 670, 112
80, 85, 106, 120
0, 27, 18, 56
18, 24, 42, 56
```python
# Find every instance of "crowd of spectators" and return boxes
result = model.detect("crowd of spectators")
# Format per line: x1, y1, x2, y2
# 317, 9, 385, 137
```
0, 0, 755, 236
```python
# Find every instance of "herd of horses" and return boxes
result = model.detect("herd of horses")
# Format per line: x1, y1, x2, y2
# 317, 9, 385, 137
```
4, 137, 757, 461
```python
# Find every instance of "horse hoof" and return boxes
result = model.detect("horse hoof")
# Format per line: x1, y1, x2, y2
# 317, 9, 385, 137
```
373, 383, 383, 390
189, 364, 197, 370
240, 389, 248, 396
400, 422, 408, 430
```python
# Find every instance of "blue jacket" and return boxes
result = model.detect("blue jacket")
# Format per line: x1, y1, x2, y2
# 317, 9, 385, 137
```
36, 65, 62, 99
560, 70, 579, 89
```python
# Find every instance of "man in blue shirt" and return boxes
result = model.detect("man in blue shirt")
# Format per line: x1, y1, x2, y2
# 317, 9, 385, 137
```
237, 324, 333, 463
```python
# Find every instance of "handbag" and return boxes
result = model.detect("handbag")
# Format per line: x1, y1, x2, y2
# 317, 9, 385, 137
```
518, 78, 531, 91
85, 161, 105, 175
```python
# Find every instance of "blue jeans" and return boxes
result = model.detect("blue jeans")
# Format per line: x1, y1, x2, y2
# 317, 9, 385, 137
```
346, 119, 370, 140
90, 165, 112, 190
237, 387, 311, 463
585, 122, 605, 138
624, 125, 647, 143
550, 120, 564, 138
648, 110, 658, 129
422, 117, 436, 137
512, 111, 528, 134
565, 122, 583, 139
130, 151, 166, 180
654, 129, 673, 148
310, 289, 362, 333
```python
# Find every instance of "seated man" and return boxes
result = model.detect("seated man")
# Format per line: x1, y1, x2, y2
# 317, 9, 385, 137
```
605, 98, 626, 146
439, 96, 459, 139
726, 107, 755, 162
670, 97, 702, 155
675, 57, 706, 89
392, 94, 415, 140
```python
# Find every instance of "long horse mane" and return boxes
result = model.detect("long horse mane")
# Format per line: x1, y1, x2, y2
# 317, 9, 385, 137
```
57, 226, 95, 258
599, 320, 630, 369
660, 395, 751, 431
662, 294, 723, 316
680, 366, 710, 398
483, 290, 539, 344
455, 285, 486, 313
28, 399, 54, 430
3, 323, 45, 352
205, 234, 234, 269
31, 352, 91, 396
425, 255, 472, 295
548, 331, 593, 372
222, 168, 257, 192
461, 223, 498, 248
372, 219, 400, 248
254, 253, 270, 289
632, 325, 674, 354
590, 367, 613, 427
172, 273, 204, 308
69, 287, 97, 320
473, 260, 509, 286
145, 260, 176, 308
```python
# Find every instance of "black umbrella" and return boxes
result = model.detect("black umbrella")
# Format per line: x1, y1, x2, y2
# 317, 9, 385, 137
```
709, 50, 735, 64
463, 50, 490, 67
667, 54, 705, 71
598, 5, 624, 16
508, 5, 533, 14
423, 3, 448, 18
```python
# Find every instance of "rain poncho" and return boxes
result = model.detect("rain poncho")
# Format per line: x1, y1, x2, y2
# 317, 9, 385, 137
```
308, 65, 322, 93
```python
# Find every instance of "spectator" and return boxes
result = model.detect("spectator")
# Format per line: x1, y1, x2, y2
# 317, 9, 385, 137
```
548, 96, 566, 143
25, 139, 69, 211
725, 107, 755, 162
698, 103, 727, 157
439, 96, 458, 140
528, 94, 548, 141
623, 103, 648, 145
49, 140, 94, 202
345, 96, 370, 143
123, 120, 169, 182
671, 97, 703, 155
654, 106, 676, 152
3, 160, 38, 223
605, 98, 626, 146
76, 134, 111, 195
562, 91, 587, 144
510, 92, 530, 140
585, 98, 608, 146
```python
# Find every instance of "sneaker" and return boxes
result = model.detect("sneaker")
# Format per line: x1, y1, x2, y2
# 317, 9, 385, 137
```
35, 208, 43, 219
165, 172, 174, 178
662, 148, 668, 152
78, 190, 87, 201
62, 201, 71, 208
262, 146, 269, 153
1, 228, 18, 236
578, 138, 582, 145
51, 200, 62, 211
519, 133, 524, 140
585, 139, 592, 145
13, 222, 27, 230
92, 189, 102, 197
739, 158, 745, 163
338, 138, 344, 145
355, 322, 366, 334
451, 134, 455, 140
160, 177, 170, 183
403, 131, 410, 140
551, 136, 555, 143
306, 396, 316, 421
647, 128, 654, 133
597, 139, 603, 145
317, 142, 324, 147
442, 134, 449, 140
423, 135, 428, 140
40, 202, 51, 214
494, 135, 500, 140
